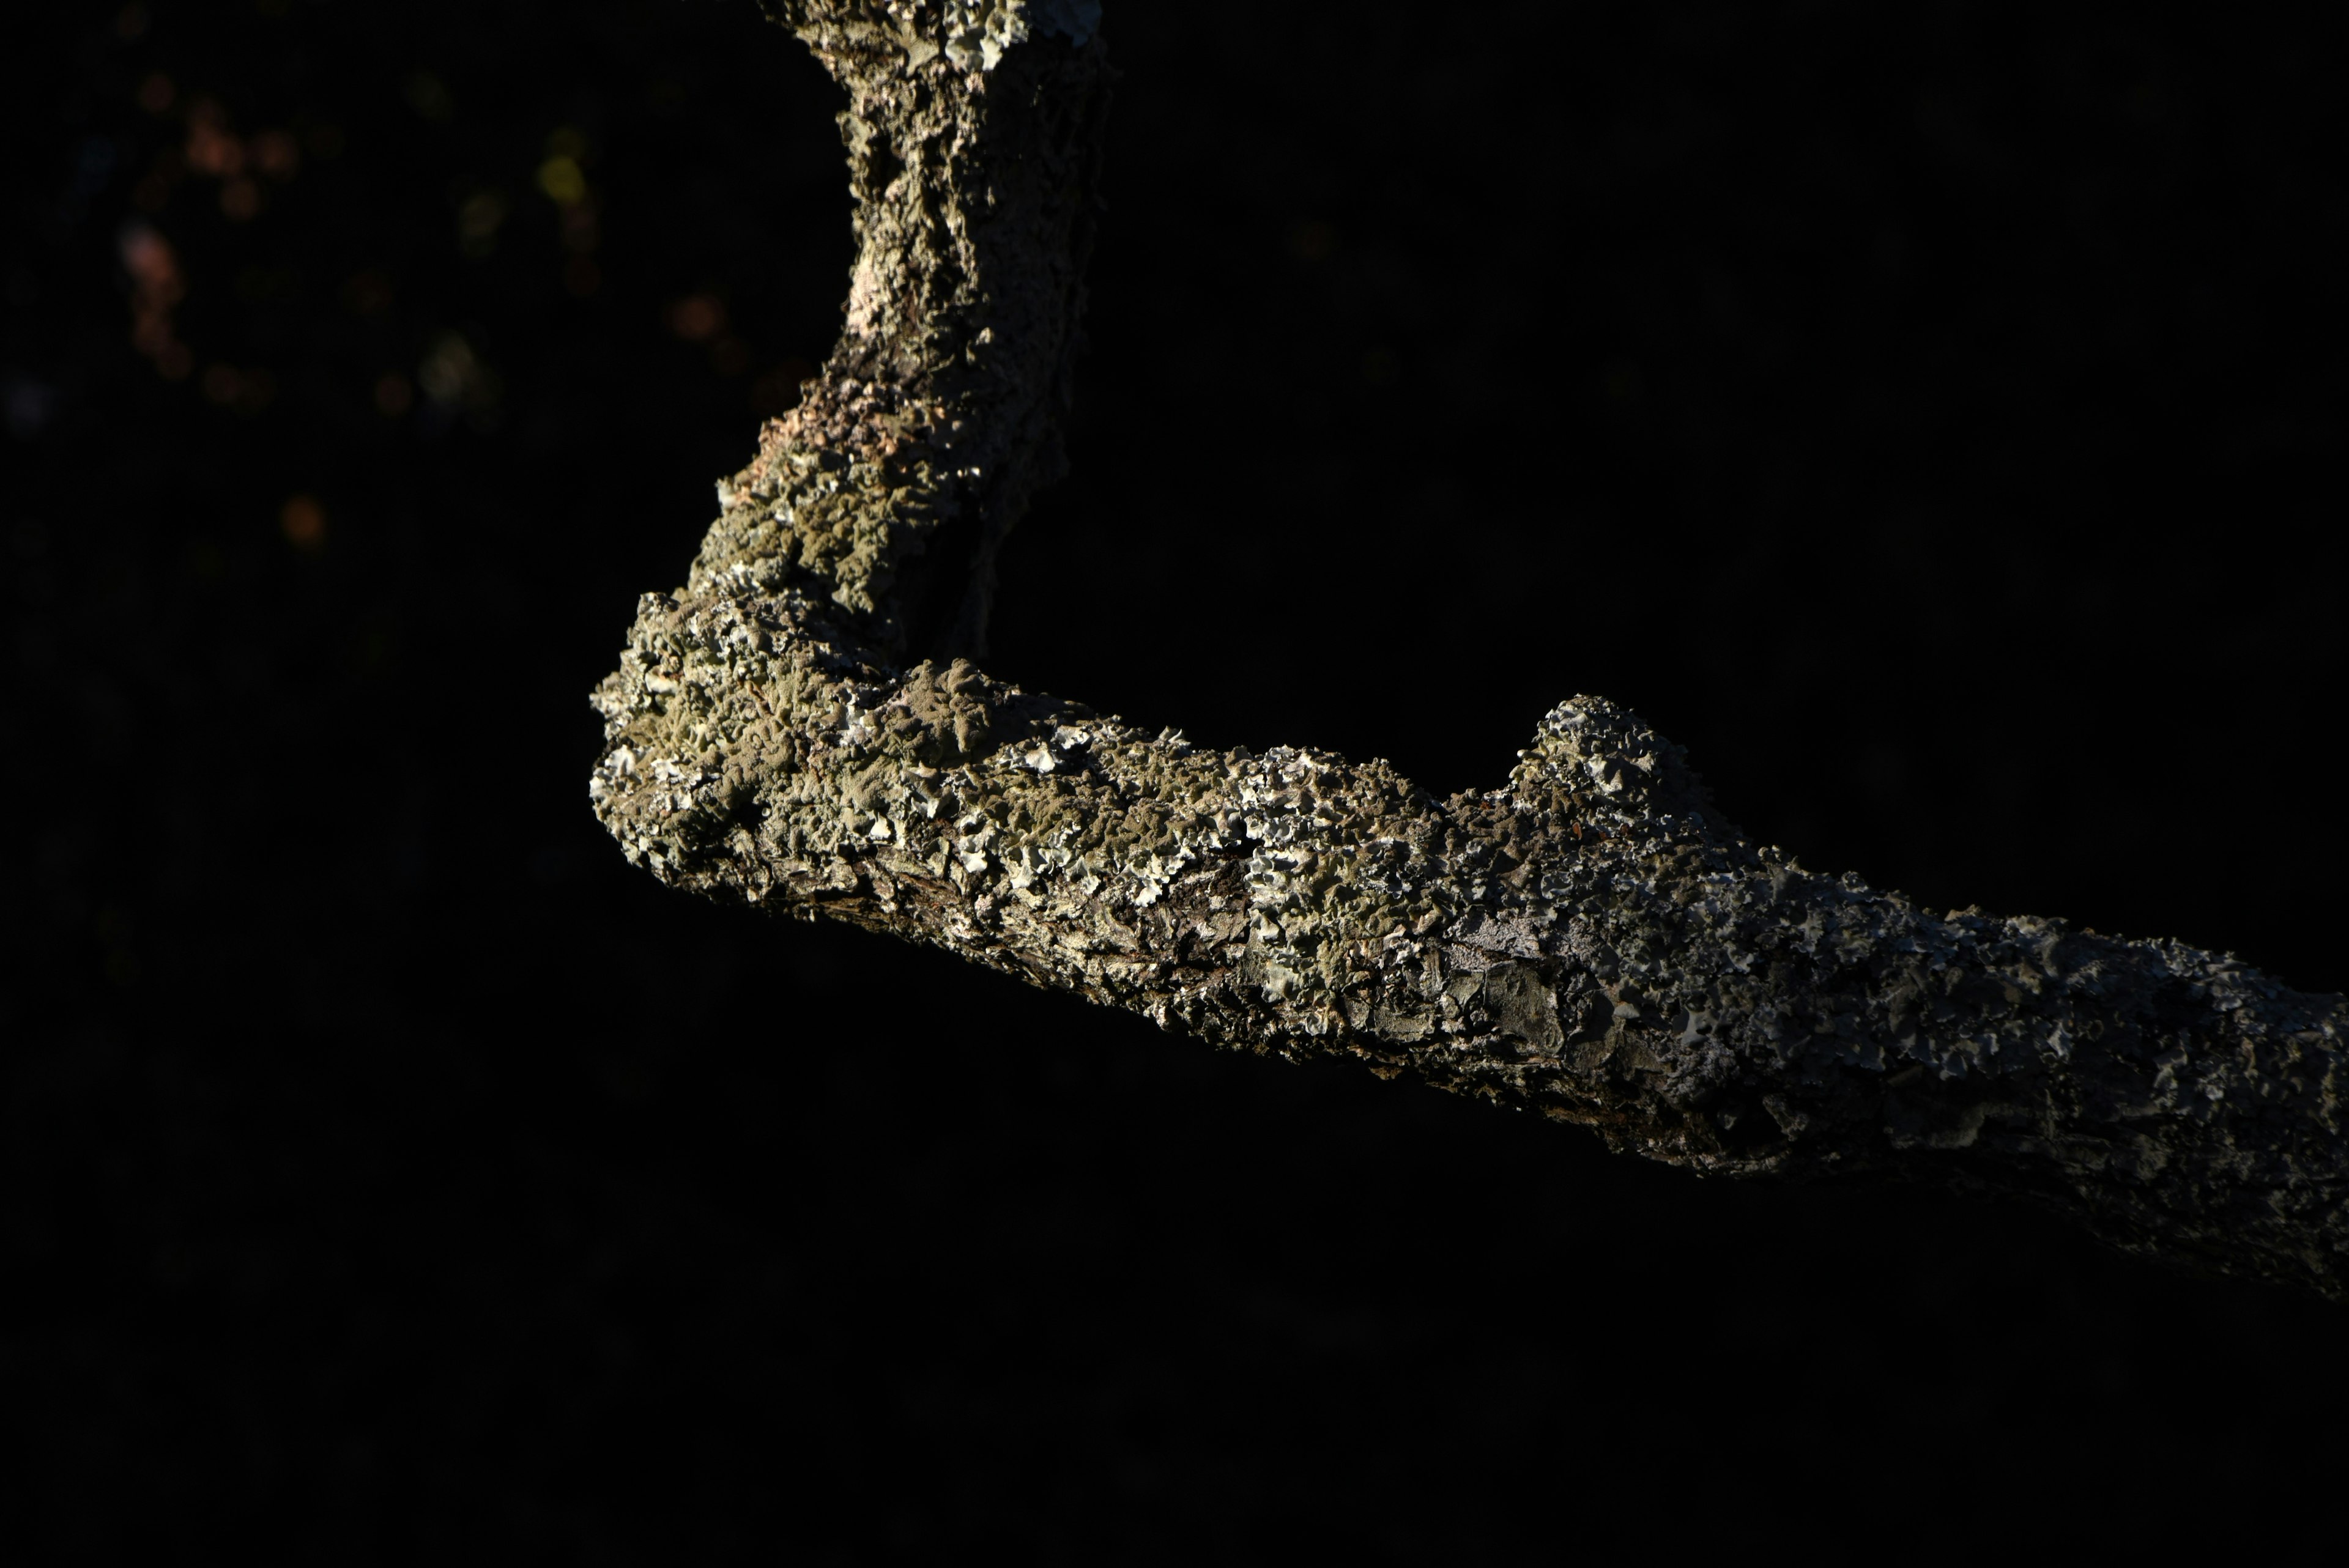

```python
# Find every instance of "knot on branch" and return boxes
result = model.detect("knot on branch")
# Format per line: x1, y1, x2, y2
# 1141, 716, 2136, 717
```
1511, 695, 1728, 840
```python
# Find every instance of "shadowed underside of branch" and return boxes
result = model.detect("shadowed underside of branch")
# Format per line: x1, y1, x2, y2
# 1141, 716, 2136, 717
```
592, 1, 2348, 1298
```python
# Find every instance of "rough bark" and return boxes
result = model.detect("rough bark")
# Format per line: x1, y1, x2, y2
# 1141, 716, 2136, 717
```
591, 1, 2349, 1299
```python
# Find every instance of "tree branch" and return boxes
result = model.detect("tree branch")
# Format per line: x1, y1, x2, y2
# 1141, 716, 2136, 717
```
592, 1, 2348, 1299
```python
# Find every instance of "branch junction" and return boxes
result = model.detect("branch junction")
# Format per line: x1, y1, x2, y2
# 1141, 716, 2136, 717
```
593, 1, 2348, 1298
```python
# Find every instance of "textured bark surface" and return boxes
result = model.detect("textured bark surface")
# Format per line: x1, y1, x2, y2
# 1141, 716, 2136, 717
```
593, 1, 2348, 1298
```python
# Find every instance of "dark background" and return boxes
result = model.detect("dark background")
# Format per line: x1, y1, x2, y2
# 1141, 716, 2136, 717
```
8, 0, 2346, 1558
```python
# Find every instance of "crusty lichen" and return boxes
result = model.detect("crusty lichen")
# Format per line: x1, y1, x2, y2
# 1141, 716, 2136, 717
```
737, 0, 1109, 653
595, 2, 2349, 1298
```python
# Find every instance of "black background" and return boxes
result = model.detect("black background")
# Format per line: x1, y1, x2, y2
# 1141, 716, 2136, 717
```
8, 0, 2347, 1559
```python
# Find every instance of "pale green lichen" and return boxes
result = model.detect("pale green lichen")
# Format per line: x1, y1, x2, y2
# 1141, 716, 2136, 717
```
593, 528, 2349, 1298
596, 0, 2349, 1299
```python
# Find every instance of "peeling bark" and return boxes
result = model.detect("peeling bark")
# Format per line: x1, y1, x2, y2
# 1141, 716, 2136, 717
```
592, 1, 2348, 1298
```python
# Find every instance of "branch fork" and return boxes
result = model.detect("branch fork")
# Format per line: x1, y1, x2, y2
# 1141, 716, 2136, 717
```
594, 2, 2349, 1298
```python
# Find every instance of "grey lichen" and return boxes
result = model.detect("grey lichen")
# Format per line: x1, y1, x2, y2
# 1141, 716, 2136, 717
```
937, 0, 1099, 68
596, 2, 2349, 1298
744, 0, 1109, 652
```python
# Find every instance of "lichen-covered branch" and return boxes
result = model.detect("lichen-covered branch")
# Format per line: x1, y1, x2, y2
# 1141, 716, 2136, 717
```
592, 1, 2348, 1298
